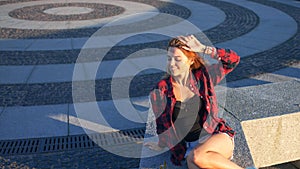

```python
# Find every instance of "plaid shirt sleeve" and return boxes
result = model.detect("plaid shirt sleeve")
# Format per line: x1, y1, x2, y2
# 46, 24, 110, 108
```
149, 80, 169, 148
208, 48, 240, 85
170, 141, 187, 166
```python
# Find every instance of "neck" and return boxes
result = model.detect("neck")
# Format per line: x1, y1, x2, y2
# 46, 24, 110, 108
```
172, 71, 190, 86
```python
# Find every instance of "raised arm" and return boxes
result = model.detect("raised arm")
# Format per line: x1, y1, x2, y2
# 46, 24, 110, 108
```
206, 47, 240, 85
177, 35, 240, 85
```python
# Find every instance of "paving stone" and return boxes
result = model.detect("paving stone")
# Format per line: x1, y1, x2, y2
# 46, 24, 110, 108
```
293, 160, 300, 168
0, 0, 190, 39
0, 65, 34, 84
0, 147, 140, 169
0, 0, 299, 168
242, 112, 300, 168
225, 80, 300, 121
0, 104, 69, 140
224, 80, 300, 168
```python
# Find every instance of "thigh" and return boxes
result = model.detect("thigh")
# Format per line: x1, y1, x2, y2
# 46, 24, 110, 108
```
193, 133, 234, 159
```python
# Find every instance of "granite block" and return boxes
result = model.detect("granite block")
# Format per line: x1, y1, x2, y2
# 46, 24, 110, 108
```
223, 80, 300, 167
225, 80, 300, 121
241, 112, 300, 168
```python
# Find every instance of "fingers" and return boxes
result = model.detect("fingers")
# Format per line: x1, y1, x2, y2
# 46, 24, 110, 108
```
144, 142, 162, 151
144, 142, 155, 148
144, 142, 151, 146
176, 35, 188, 44
176, 35, 193, 51
176, 34, 199, 45
177, 35, 193, 42
181, 46, 192, 51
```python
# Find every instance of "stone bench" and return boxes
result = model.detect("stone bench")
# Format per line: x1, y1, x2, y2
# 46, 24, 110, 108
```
139, 80, 300, 168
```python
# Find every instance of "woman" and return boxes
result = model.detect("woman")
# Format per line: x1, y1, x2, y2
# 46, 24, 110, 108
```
145, 35, 255, 169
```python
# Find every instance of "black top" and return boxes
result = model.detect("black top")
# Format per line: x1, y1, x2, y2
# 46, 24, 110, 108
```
172, 95, 203, 142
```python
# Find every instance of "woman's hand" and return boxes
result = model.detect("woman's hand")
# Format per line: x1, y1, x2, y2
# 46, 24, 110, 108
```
144, 142, 164, 151
177, 35, 206, 53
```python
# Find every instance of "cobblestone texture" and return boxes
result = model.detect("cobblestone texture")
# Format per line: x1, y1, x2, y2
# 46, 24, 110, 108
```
9, 3, 124, 21
0, 0, 258, 65
0, 0, 191, 39
0, 0, 298, 108
0, 0, 299, 168
0, 147, 140, 169
227, 0, 300, 82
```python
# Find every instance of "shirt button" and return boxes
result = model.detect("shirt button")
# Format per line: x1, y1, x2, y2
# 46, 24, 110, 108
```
200, 96, 203, 98
206, 106, 209, 109
191, 88, 194, 91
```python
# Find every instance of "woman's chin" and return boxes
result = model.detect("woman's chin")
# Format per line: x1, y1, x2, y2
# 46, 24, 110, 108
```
170, 72, 179, 77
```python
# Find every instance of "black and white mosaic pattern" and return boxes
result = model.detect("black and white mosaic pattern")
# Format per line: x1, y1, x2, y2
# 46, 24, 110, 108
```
8, 3, 125, 21
0, 0, 299, 168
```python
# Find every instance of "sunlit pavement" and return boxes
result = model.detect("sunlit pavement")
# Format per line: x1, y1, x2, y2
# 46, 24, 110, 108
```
0, 0, 299, 168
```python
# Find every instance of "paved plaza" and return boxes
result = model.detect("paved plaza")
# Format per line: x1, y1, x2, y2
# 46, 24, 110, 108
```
0, 0, 299, 168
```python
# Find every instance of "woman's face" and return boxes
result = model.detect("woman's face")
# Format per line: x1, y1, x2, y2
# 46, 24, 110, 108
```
167, 47, 193, 77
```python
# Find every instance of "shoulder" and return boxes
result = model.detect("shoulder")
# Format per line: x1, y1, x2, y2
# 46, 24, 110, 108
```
192, 66, 207, 78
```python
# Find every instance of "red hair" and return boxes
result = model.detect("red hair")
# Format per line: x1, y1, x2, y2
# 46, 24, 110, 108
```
167, 38, 206, 70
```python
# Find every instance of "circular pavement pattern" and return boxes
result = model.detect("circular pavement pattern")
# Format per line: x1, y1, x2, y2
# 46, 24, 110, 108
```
0, 0, 159, 30
0, 0, 259, 66
43, 6, 94, 15
0, 0, 299, 168
8, 3, 124, 21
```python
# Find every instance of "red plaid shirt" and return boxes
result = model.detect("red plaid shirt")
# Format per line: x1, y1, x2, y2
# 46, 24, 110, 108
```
150, 48, 240, 166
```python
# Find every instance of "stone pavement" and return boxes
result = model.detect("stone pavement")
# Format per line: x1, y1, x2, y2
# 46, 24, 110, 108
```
0, 0, 299, 168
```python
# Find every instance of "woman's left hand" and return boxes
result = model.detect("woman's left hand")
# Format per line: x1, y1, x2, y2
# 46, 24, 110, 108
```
177, 35, 206, 53
144, 142, 163, 151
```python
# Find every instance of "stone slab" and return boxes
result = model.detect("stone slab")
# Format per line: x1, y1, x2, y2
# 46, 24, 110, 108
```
26, 38, 73, 51
3, 52, 166, 84
251, 73, 297, 84
225, 64, 300, 88
0, 104, 69, 140
225, 80, 300, 121
68, 101, 145, 136
217, 0, 297, 57
226, 0, 297, 36
0, 39, 35, 51
270, 0, 300, 8
173, 0, 225, 31
0, 0, 158, 30
216, 43, 261, 58
0, 98, 147, 140
27, 64, 74, 83
0, 65, 34, 84
226, 78, 271, 88
241, 112, 300, 168
225, 80, 300, 168
272, 66, 300, 79
71, 37, 88, 49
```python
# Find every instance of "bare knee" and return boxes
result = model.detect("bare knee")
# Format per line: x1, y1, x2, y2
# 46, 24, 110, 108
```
187, 149, 212, 169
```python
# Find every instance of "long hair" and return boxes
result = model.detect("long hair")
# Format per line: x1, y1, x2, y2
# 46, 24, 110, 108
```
167, 38, 206, 71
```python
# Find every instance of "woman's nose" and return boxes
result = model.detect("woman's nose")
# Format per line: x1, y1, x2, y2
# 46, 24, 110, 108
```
169, 58, 175, 65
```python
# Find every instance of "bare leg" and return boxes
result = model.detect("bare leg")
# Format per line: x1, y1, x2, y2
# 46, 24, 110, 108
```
186, 133, 243, 169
